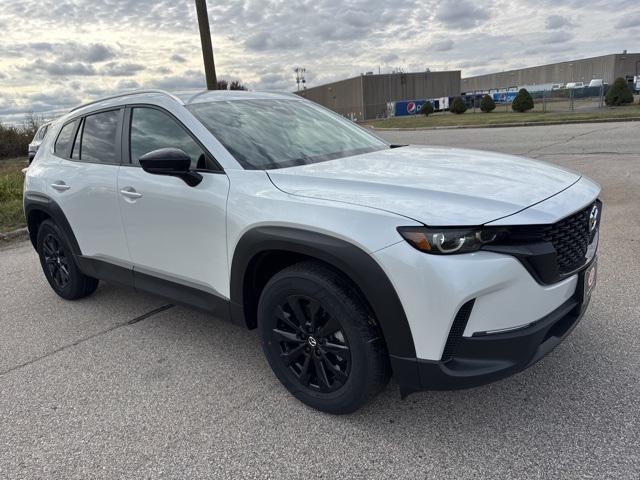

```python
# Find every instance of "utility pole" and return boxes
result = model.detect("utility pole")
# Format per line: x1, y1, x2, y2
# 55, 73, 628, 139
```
195, 0, 217, 90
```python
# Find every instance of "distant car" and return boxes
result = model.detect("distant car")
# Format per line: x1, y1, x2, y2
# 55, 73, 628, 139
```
551, 83, 565, 91
24, 89, 601, 413
565, 82, 585, 89
28, 122, 51, 164
588, 79, 605, 88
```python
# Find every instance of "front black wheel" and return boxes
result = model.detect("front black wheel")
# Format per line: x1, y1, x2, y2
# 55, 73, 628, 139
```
258, 261, 390, 414
37, 219, 99, 300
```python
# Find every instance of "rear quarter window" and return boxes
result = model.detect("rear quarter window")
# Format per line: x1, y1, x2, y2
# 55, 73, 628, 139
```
54, 120, 78, 157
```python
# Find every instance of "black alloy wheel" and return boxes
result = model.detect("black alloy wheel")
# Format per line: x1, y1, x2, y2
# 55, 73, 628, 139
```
36, 219, 99, 300
41, 233, 71, 289
271, 295, 351, 393
258, 260, 390, 414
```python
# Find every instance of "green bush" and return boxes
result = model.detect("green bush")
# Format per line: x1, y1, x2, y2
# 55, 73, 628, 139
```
0, 160, 27, 230
0, 113, 41, 160
420, 101, 434, 116
512, 88, 534, 112
449, 96, 467, 114
480, 94, 496, 113
605, 77, 634, 106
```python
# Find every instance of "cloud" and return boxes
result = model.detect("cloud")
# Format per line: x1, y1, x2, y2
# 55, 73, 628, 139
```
616, 14, 640, 28
255, 72, 290, 91
541, 31, 574, 44
430, 39, 454, 52
116, 79, 141, 90
546, 15, 573, 29
100, 62, 146, 76
170, 53, 187, 63
21, 59, 97, 76
59, 43, 116, 63
436, 0, 491, 29
148, 69, 207, 90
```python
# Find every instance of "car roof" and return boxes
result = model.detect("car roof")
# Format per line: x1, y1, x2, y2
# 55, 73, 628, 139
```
66, 89, 299, 117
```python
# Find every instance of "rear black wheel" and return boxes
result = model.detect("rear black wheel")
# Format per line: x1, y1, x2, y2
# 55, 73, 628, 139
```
258, 261, 390, 414
37, 219, 99, 300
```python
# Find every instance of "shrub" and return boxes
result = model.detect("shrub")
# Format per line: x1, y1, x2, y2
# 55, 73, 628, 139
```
605, 77, 634, 106
0, 113, 42, 160
420, 101, 434, 116
480, 94, 496, 113
512, 88, 534, 112
449, 96, 467, 114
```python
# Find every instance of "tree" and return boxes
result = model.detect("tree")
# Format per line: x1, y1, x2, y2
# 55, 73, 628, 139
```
605, 77, 634, 106
449, 96, 467, 114
229, 80, 247, 91
480, 94, 496, 113
420, 101, 434, 116
512, 88, 534, 112
215, 79, 248, 91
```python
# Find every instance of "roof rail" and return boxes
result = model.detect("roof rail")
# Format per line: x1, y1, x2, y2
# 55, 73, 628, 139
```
68, 89, 184, 113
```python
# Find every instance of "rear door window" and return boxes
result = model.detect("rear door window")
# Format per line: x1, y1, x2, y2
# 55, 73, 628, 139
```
80, 110, 120, 164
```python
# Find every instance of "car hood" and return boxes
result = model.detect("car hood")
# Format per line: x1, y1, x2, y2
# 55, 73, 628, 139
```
267, 146, 581, 226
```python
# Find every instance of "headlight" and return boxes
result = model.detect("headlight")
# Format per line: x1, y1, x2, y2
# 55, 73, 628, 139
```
397, 226, 502, 254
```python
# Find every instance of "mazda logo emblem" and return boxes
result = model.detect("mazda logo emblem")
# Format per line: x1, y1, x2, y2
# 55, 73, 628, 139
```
589, 205, 599, 232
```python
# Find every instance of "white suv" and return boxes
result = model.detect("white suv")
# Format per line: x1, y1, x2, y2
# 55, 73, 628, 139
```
24, 90, 601, 413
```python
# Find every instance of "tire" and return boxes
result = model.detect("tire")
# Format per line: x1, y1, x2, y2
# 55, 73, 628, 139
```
258, 260, 390, 414
36, 219, 99, 300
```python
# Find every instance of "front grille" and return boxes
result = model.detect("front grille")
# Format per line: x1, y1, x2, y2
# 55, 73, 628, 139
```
441, 300, 475, 361
541, 202, 598, 274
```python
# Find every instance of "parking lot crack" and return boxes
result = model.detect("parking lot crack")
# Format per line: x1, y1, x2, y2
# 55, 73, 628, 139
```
0, 304, 174, 378
524, 126, 616, 158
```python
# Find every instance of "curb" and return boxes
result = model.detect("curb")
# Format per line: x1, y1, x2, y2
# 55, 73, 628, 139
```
369, 116, 640, 132
0, 227, 28, 240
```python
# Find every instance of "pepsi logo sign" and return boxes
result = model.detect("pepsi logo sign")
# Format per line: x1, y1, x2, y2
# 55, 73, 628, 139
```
407, 102, 417, 114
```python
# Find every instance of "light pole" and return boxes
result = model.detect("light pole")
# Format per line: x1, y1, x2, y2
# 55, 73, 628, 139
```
294, 68, 306, 92
195, 0, 217, 90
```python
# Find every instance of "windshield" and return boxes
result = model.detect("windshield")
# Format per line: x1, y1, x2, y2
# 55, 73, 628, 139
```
188, 99, 388, 170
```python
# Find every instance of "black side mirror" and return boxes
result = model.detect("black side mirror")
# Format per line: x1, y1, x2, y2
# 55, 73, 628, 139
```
139, 148, 203, 187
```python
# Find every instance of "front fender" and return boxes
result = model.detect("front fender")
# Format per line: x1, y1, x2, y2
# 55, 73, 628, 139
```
230, 226, 417, 360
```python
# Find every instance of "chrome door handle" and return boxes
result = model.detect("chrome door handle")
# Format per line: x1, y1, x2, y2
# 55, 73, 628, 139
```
51, 182, 70, 192
120, 188, 143, 199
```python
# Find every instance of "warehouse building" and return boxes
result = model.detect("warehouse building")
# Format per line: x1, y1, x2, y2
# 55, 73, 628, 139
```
461, 52, 640, 93
297, 71, 461, 120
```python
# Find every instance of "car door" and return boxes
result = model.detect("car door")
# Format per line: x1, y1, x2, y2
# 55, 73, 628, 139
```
117, 105, 230, 302
49, 109, 131, 265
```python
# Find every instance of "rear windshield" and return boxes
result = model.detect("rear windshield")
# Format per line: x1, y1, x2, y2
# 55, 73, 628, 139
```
188, 99, 388, 170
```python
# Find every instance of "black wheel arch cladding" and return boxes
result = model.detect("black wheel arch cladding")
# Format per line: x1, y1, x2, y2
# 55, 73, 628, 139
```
24, 192, 82, 256
230, 226, 417, 359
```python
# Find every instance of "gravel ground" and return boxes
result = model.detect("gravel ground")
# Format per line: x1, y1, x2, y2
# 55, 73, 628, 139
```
1, 121, 639, 479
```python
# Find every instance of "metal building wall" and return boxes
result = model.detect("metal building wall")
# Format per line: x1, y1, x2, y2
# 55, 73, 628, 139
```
362, 71, 461, 119
461, 54, 640, 92
297, 71, 461, 120
613, 53, 640, 81
296, 77, 364, 119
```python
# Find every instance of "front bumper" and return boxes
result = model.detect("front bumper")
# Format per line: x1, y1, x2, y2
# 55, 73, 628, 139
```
391, 293, 589, 394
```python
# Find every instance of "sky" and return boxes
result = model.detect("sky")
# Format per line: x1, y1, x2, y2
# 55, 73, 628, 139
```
1, 0, 639, 123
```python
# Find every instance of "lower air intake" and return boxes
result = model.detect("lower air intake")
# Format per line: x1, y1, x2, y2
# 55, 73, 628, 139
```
441, 299, 475, 362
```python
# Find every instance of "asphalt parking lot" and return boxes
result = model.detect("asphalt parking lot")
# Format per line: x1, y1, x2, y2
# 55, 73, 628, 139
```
2, 121, 639, 479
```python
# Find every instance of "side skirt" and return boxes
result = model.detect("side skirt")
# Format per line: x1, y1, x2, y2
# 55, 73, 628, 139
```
75, 256, 232, 322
